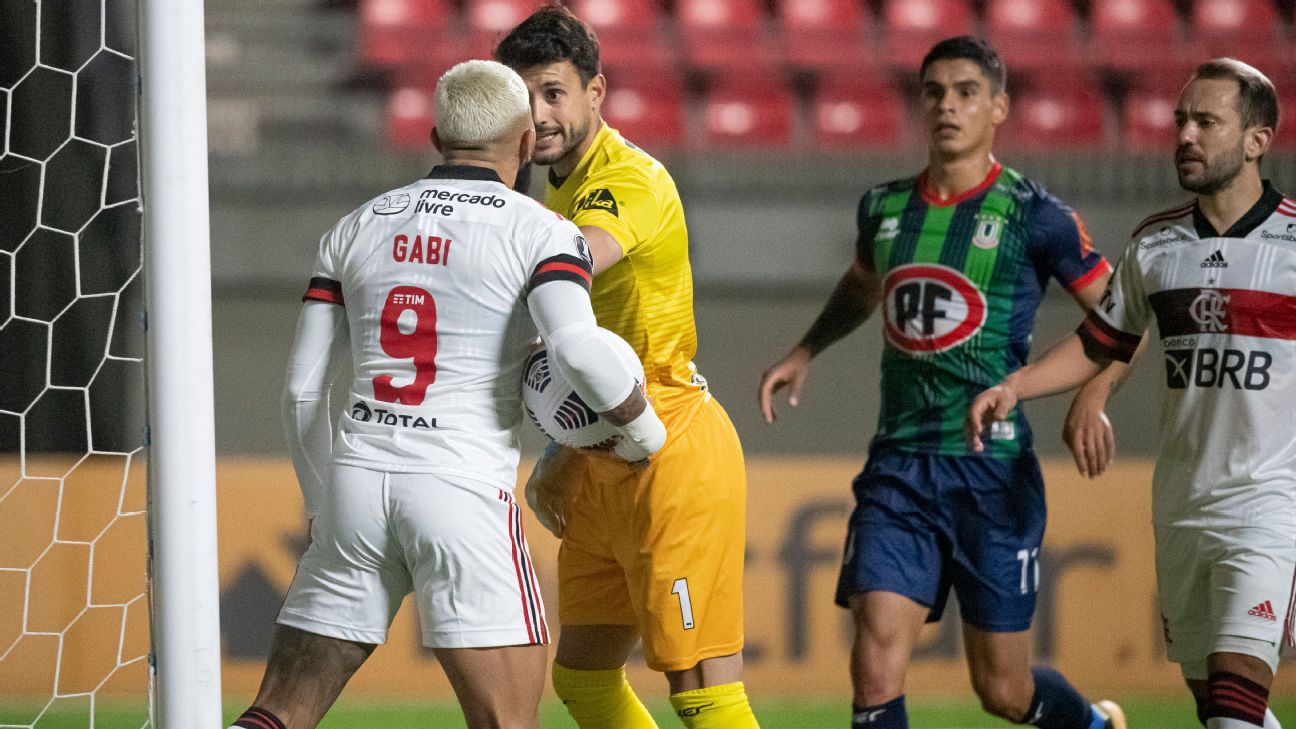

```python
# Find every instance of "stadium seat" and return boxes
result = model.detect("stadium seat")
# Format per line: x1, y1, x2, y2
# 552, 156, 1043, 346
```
386, 86, 435, 150
702, 77, 794, 147
1276, 84, 1296, 149
1004, 76, 1107, 150
466, 0, 538, 59
776, 0, 876, 72
984, 0, 1083, 75
1120, 80, 1180, 152
599, 73, 686, 148
569, 0, 670, 73
357, 0, 461, 71
1189, 0, 1285, 73
1089, 0, 1186, 74
883, 0, 975, 70
677, 0, 776, 71
812, 76, 906, 147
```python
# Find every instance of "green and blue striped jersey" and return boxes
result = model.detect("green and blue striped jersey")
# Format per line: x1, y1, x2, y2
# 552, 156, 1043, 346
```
857, 163, 1110, 458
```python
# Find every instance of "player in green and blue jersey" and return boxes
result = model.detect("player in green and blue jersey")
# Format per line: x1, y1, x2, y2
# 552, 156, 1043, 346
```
759, 37, 1127, 729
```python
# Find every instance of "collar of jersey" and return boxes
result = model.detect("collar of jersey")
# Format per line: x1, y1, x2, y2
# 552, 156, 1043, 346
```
1191, 180, 1284, 239
548, 122, 612, 191
917, 161, 1003, 207
425, 165, 504, 184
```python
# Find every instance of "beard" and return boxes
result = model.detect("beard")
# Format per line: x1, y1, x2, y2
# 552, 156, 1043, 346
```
1178, 141, 1245, 195
533, 115, 593, 167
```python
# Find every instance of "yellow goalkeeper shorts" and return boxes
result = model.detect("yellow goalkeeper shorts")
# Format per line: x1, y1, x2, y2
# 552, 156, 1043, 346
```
557, 396, 747, 672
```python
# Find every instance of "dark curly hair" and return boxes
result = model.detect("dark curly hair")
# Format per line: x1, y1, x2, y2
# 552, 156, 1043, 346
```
494, 5, 601, 85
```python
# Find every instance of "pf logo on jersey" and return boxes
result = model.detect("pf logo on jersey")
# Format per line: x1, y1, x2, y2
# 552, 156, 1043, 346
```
882, 264, 987, 354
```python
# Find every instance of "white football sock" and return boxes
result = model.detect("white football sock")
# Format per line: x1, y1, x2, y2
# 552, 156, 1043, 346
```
1265, 709, 1282, 729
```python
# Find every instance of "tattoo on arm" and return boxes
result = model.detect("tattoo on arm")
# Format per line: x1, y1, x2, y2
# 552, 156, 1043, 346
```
799, 266, 878, 357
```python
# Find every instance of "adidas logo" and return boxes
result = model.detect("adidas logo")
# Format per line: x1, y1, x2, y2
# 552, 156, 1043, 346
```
1248, 600, 1278, 621
1201, 250, 1228, 268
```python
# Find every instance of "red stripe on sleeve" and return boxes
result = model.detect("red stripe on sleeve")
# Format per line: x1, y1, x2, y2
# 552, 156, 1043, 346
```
303, 287, 344, 305
535, 261, 593, 285
1066, 258, 1113, 293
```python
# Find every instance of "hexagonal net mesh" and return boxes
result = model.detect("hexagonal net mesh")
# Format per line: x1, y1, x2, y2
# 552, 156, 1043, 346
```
1, 1, 151, 726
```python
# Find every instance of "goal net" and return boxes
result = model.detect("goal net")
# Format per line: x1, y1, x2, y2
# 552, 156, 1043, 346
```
2, 1, 219, 726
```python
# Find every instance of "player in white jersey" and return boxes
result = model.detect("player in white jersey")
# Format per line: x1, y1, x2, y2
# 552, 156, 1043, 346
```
228, 60, 667, 729
967, 59, 1290, 729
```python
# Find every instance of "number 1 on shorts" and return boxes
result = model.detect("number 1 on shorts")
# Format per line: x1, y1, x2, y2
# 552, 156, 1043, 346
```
671, 578, 695, 630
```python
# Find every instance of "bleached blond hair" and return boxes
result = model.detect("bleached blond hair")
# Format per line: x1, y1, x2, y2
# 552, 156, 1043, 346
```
435, 60, 531, 147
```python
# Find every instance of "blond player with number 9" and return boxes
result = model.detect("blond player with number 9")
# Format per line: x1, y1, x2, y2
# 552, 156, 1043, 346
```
226, 60, 664, 729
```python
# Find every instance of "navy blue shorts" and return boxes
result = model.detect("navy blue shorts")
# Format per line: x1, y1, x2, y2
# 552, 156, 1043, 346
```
835, 445, 1046, 632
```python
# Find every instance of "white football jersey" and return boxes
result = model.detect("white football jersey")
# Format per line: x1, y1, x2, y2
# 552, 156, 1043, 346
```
304, 165, 593, 488
1078, 183, 1296, 528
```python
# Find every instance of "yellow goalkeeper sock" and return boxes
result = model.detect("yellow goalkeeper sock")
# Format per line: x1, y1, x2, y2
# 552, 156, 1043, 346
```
669, 682, 760, 728
551, 663, 659, 729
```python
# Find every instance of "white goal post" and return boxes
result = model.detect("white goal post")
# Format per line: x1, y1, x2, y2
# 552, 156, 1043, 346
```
139, 0, 223, 725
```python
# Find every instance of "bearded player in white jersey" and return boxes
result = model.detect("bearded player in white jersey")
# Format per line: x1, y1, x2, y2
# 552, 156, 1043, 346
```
226, 60, 666, 729
967, 59, 1292, 729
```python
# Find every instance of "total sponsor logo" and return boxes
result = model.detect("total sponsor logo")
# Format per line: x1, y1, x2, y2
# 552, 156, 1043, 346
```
350, 401, 436, 429
881, 264, 987, 355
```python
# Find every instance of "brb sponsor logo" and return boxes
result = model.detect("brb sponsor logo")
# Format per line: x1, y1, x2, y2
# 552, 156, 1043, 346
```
882, 264, 987, 354
1163, 348, 1271, 390
350, 401, 436, 429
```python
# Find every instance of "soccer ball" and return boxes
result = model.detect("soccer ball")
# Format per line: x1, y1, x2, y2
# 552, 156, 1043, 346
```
521, 329, 644, 448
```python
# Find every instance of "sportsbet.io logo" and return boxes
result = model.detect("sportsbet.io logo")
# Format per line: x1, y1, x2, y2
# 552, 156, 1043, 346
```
882, 264, 987, 354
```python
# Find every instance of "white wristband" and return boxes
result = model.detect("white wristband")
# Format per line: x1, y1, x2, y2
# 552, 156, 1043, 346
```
613, 407, 667, 462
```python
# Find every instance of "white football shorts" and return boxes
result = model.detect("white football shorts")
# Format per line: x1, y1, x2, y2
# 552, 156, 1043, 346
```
1155, 523, 1295, 677
278, 464, 549, 649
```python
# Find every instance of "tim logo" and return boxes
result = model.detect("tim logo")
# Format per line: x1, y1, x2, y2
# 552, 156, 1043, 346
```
575, 188, 619, 217
1188, 290, 1229, 333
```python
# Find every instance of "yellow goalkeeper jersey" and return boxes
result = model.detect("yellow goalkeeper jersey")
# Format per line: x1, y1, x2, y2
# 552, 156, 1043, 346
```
545, 123, 707, 432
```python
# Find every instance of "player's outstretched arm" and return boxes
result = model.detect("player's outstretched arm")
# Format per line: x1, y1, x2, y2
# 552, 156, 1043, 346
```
282, 300, 350, 520
758, 260, 881, 423
966, 334, 1108, 452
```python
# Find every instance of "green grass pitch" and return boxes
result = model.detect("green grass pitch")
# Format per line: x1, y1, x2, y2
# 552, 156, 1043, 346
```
4, 696, 1293, 728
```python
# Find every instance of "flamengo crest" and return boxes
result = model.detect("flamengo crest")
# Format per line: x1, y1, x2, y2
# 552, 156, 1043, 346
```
882, 264, 988, 354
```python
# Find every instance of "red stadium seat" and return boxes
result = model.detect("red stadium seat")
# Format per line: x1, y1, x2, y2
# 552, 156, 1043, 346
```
1090, 0, 1186, 74
600, 74, 685, 148
569, 0, 670, 73
812, 77, 907, 148
984, 0, 1082, 75
703, 78, 794, 147
1276, 84, 1296, 150
358, 0, 460, 71
466, 0, 540, 59
386, 86, 435, 150
677, 0, 776, 71
1189, 0, 1284, 73
776, 0, 876, 72
1004, 76, 1107, 150
883, 0, 975, 70
1121, 81, 1180, 152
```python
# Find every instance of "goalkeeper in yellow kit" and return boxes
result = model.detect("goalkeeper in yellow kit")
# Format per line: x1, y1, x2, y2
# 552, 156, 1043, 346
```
496, 7, 760, 729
